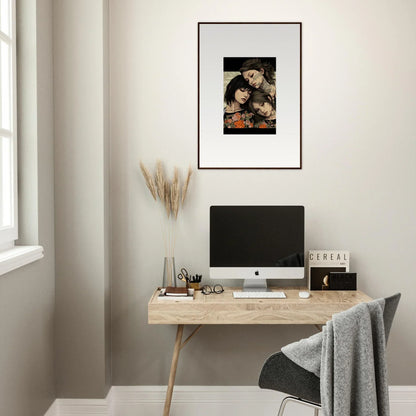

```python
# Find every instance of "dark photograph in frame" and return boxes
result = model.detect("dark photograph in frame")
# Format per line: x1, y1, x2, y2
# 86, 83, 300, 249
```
223, 57, 276, 135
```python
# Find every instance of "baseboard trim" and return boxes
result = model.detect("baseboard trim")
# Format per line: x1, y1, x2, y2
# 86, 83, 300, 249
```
58, 397, 111, 415
111, 385, 280, 403
390, 385, 416, 400
46, 385, 416, 416
44, 400, 58, 416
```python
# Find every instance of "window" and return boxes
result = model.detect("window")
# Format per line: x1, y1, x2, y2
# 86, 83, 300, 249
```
0, 0, 43, 274
0, 0, 17, 250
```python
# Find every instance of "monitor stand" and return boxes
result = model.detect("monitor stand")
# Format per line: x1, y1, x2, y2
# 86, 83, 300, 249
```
243, 279, 268, 292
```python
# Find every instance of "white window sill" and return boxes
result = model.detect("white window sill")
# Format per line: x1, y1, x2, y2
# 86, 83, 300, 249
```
0, 245, 44, 277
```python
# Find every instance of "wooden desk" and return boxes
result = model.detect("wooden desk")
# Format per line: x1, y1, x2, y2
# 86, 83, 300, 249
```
148, 287, 372, 416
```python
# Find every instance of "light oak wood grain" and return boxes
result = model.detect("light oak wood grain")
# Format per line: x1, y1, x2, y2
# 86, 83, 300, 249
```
151, 287, 373, 416
148, 287, 372, 325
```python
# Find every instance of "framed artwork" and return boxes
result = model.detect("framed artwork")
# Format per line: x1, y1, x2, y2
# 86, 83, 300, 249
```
198, 22, 302, 169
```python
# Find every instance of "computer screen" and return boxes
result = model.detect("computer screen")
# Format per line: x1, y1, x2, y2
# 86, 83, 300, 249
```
210, 206, 304, 290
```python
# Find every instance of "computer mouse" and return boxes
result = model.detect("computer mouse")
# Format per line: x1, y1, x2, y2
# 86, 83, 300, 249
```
299, 291, 311, 299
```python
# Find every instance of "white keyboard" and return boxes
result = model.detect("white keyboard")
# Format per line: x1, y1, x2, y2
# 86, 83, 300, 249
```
233, 291, 286, 299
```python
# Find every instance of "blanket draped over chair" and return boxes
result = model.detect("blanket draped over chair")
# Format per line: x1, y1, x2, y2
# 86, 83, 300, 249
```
282, 299, 389, 416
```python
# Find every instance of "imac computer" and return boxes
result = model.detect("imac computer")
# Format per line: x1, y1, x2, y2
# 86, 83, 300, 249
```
210, 206, 305, 292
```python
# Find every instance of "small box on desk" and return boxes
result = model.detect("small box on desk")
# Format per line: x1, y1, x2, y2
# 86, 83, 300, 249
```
329, 272, 357, 290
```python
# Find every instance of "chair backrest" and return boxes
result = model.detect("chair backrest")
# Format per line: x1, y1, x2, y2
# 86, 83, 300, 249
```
383, 293, 401, 343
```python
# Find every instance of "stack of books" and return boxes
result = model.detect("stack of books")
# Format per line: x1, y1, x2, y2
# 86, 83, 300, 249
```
157, 287, 195, 301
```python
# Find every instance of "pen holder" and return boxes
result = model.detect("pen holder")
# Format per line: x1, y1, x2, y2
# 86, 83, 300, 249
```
189, 282, 200, 290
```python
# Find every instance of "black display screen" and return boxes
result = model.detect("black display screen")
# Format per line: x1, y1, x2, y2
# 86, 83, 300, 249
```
210, 206, 304, 267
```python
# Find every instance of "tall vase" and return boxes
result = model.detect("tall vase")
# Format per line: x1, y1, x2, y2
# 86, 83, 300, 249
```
163, 257, 176, 288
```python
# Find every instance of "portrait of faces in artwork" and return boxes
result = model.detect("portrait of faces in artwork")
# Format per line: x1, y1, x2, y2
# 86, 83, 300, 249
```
223, 57, 276, 134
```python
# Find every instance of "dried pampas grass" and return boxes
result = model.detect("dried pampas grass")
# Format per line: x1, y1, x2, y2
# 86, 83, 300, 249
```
163, 181, 171, 218
139, 162, 157, 200
139, 161, 194, 259
181, 166, 193, 206
171, 168, 180, 219
139, 161, 193, 220
140, 160, 192, 257
155, 160, 165, 202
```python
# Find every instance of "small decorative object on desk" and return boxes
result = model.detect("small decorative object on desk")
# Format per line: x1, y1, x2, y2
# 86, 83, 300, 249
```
189, 274, 202, 290
308, 250, 350, 290
158, 287, 195, 301
163, 257, 176, 288
177, 267, 202, 290
139, 161, 193, 288
328, 272, 357, 290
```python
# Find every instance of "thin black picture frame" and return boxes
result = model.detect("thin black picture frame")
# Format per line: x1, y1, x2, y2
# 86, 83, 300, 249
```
198, 22, 302, 170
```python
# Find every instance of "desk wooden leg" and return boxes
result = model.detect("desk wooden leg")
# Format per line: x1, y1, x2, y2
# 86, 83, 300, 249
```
163, 324, 184, 416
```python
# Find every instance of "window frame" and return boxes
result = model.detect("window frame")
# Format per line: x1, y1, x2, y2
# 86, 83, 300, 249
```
0, 0, 43, 277
0, 0, 18, 248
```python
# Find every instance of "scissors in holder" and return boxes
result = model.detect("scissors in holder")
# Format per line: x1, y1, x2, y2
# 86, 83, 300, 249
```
177, 268, 190, 284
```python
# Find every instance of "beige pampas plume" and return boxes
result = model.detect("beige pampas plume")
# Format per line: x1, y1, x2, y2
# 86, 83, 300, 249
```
139, 162, 157, 200
181, 166, 193, 205
139, 160, 193, 220
138, 161, 193, 260
155, 160, 165, 202
163, 181, 171, 218
171, 167, 180, 219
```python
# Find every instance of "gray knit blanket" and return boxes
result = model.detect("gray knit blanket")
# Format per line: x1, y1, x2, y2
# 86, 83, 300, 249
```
282, 299, 389, 416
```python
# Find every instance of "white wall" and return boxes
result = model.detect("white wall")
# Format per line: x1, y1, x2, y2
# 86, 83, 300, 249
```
54, 0, 111, 398
0, 0, 56, 415
110, 0, 416, 385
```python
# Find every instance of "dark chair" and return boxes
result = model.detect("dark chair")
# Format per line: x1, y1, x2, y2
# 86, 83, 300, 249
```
258, 293, 401, 416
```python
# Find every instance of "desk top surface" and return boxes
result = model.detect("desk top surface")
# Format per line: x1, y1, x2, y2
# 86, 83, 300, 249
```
148, 287, 372, 325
